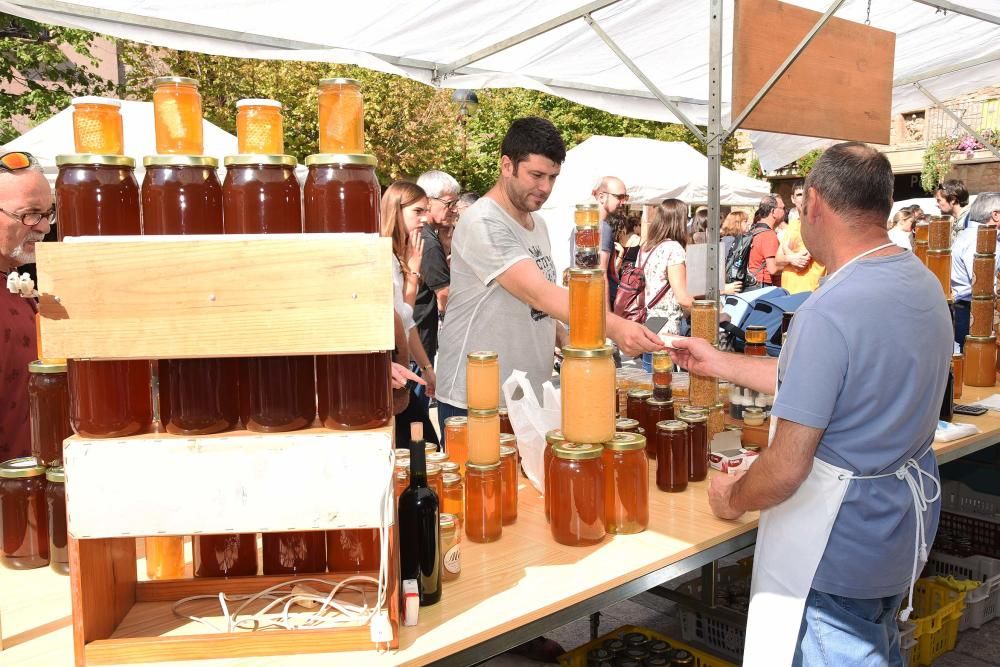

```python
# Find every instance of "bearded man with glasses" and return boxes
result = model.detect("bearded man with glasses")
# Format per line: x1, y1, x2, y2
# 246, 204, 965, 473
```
0, 152, 55, 460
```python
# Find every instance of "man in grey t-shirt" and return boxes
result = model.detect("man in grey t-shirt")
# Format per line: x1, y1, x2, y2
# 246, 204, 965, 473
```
669, 143, 951, 665
436, 118, 662, 431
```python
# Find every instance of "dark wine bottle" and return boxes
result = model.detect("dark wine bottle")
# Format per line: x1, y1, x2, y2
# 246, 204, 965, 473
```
398, 422, 442, 606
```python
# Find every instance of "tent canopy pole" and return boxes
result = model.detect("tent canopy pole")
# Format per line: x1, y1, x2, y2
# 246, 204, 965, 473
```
911, 0, 1000, 27
915, 82, 1000, 161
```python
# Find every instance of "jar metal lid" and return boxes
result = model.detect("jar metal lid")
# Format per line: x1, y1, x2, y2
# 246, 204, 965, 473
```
500, 445, 517, 457
679, 406, 709, 415
426, 463, 442, 475
973, 253, 996, 259
552, 442, 603, 460
499, 407, 508, 416
394, 459, 410, 470
562, 345, 613, 359
466, 461, 502, 471
615, 418, 639, 430
725, 424, 743, 431
444, 416, 468, 426
439, 513, 457, 528
143, 155, 219, 168
304, 153, 377, 167
235, 98, 282, 109
71, 96, 122, 107
545, 429, 566, 445
651, 350, 672, 362
646, 397, 674, 407
575, 203, 598, 210
627, 389, 653, 398
966, 335, 997, 343
468, 408, 499, 418
604, 432, 646, 451
952, 351, 964, 358
743, 407, 765, 415
657, 419, 688, 432
223, 154, 297, 167
442, 473, 461, 486
926, 249, 951, 256
46, 466, 65, 483
0, 457, 47, 478
394, 447, 410, 457
971, 295, 996, 301
929, 215, 954, 222
29, 359, 67, 373
395, 469, 408, 479
692, 299, 717, 307
500, 433, 516, 445
56, 154, 135, 168
319, 77, 361, 87
467, 350, 498, 362
427, 452, 449, 464
153, 75, 198, 86
568, 267, 603, 278
440, 461, 459, 474
679, 413, 708, 424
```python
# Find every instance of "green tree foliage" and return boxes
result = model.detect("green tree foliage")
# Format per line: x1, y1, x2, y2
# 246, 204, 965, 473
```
0, 13, 116, 143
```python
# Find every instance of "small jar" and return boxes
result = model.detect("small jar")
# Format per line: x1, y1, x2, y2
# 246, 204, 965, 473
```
671, 372, 690, 403
425, 443, 437, 457
691, 300, 718, 344
977, 224, 998, 255
0, 457, 49, 569
615, 418, 640, 434
561, 346, 616, 444
544, 429, 567, 522
953, 352, 965, 400
574, 226, 600, 268
427, 463, 444, 500
152, 76, 204, 154
395, 447, 411, 462
926, 250, 951, 298
651, 351, 672, 400
927, 216, 952, 250
964, 335, 997, 387
642, 398, 675, 459
465, 462, 502, 543
972, 254, 996, 297
549, 443, 606, 546
602, 433, 649, 535
500, 444, 519, 525
235, 98, 283, 154
440, 461, 460, 476
655, 421, 689, 493
318, 78, 364, 153
443, 415, 469, 472
427, 451, 450, 467
466, 351, 500, 410
743, 406, 766, 426
28, 360, 71, 467
499, 408, 513, 435
680, 413, 709, 482
970, 296, 996, 337
440, 514, 461, 582
442, 473, 464, 525
744, 325, 768, 356
626, 389, 653, 423
44, 466, 68, 575
913, 242, 928, 264
914, 222, 929, 244
145, 536, 185, 580
71, 96, 124, 154
569, 268, 606, 347
467, 408, 501, 465
574, 203, 599, 227
501, 432, 518, 467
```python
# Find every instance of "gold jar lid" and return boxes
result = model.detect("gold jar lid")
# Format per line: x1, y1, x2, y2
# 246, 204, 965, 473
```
692, 299, 717, 308
466, 461, 502, 472
562, 345, 613, 359
568, 267, 603, 278
679, 413, 708, 424
424, 443, 436, 454
745, 326, 768, 344
679, 406, 709, 415
426, 463, 442, 476
56, 154, 135, 168
615, 418, 639, 430
929, 215, 954, 222
971, 295, 996, 301
656, 420, 688, 432
500, 433, 517, 446
743, 445, 762, 453
444, 416, 468, 427
394, 447, 410, 457
223, 154, 297, 167
235, 98, 282, 109
467, 350, 499, 362
439, 513, 457, 529
153, 75, 198, 86
427, 452, 449, 464
966, 335, 997, 343
0, 457, 46, 478
952, 351, 964, 358
319, 77, 361, 87
651, 350, 672, 367
395, 469, 408, 480
552, 442, 603, 460
500, 445, 517, 458
442, 472, 461, 487
143, 155, 219, 168
498, 407, 508, 416
29, 359, 67, 374
46, 466, 65, 483
926, 249, 951, 256
604, 432, 646, 451
725, 424, 743, 431
646, 397, 674, 407
575, 203, 598, 211
545, 429, 566, 446
304, 153, 377, 167
627, 389, 653, 399
973, 253, 996, 260
394, 458, 410, 470
468, 408, 499, 418
440, 461, 460, 474
743, 407, 765, 416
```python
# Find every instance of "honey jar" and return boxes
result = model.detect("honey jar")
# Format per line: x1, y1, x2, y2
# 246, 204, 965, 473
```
318, 78, 364, 153
465, 462, 502, 543
326, 529, 379, 573
972, 254, 996, 297
574, 225, 600, 268
499, 408, 513, 434
914, 222, 929, 244
615, 418, 640, 434
549, 443, 605, 546
442, 473, 464, 525
500, 445, 518, 525
926, 250, 952, 298
602, 433, 648, 535
952, 352, 965, 400
152, 76, 204, 155
569, 268, 606, 347
0, 458, 49, 570
44, 467, 68, 575
691, 299, 718, 344
977, 224, 998, 255
574, 203, 599, 227
913, 242, 928, 265
642, 398, 675, 459
28, 360, 71, 467
193, 534, 257, 577
927, 216, 952, 250
970, 296, 996, 337
626, 389, 653, 423
263, 531, 326, 575
679, 413, 709, 482
651, 351, 672, 401
964, 335, 997, 387
655, 421, 689, 493
440, 514, 461, 582
443, 416, 469, 472
689, 373, 718, 409
543, 429, 566, 522
467, 351, 500, 410
235, 98, 284, 154
71, 96, 124, 154
145, 537, 185, 580
744, 325, 768, 356
561, 346, 616, 444
427, 463, 444, 500
468, 408, 501, 465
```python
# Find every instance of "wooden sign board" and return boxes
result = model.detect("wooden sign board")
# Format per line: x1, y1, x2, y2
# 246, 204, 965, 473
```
35, 234, 394, 360
732, 0, 895, 144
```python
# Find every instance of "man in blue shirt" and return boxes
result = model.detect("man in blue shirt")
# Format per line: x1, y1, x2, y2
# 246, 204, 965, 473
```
951, 192, 1000, 348
670, 143, 952, 666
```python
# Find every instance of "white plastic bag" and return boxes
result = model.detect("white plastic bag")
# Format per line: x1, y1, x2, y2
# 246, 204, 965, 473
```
502, 370, 560, 494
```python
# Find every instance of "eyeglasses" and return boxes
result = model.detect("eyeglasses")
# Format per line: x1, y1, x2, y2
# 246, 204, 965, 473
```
430, 196, 458, 210
0, 204, 56, 227
792, 192, 804, 198
0, 151, 35, 172
601, 192, 629, 202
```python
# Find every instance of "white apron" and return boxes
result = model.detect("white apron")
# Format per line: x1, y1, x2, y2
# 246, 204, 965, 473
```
742, 243, 942, 667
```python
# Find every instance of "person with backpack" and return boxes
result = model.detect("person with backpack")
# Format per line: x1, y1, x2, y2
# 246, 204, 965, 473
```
726, 194, 788, 291
640, 199, 693, 336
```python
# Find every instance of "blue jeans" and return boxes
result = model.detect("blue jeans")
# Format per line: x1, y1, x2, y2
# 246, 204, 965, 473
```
436, 401, 467, 454
793, 589, 906, 667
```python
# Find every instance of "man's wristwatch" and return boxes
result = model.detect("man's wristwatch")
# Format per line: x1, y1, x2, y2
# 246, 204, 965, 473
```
421, 364, 433, 372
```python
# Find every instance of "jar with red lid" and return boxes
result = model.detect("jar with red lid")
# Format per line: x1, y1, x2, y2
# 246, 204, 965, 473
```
549, 443, 605, 546
602, 434, 648, 535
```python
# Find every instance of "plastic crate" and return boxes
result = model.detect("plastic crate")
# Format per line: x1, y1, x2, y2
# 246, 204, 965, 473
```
941, 480, 1000, 517
911, 578, 966, 666
939, 511, 1000, 559
675, 564, 751, 662
557, 624, 736, 667
925, 550, 1000, 582
899, 620, 917, 667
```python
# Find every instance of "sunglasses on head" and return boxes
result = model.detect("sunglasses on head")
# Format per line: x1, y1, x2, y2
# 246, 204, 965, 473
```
0, 151, 36, 172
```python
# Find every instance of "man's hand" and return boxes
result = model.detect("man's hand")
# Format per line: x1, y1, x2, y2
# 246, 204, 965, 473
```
666, 336, 721, 377
708, 472, 746, 520
789, 251, 811, 269
608, 316, 665, 356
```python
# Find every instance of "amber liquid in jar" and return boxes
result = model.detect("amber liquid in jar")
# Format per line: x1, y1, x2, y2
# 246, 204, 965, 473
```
263, 531, 326, 575
444, 416, 469, 473
152, 76, 204, 155
145, 536, 185, 580
500, 445, 518, 525
561, 346, 616, 444
926, 250, 952, 298
71, 98, 124, 154
326, 528, 380, 572
964, 335, 997, 387
953, 353, 965, 400
977, 225, 998, 255
914, 222, 929, 244
44, 468, 68, 574
569, 269, 606, 348
970, 297, 996, 337
574, 226, 600, 268
499, 409, 513, 435
914, 242, 928, 265
0, 459, 49, 569
627, 389, 652, 423
972, 254, 996, 298
680, 415, 709, 482
574, 204, 599, 227
28, 362, 71, 466
394, 468, 409, 499
442, 473, 464, 525
318, 78, 365, 153
642, 398, 674, 459
56, 157, 153, 438
927, 216, 951, 250
466, 351, 500, 411
316, 352, 392, 430
428, 464, 444, 501
193, 534, 257, 577
235, 99, 284, 154
543, 430, 566, 522
465, 462, 502, 543
467, 409, 501, 465
691, 300, 718, 344
656, 421, 689, 492
549, 444, 605, 546
603, 435, 649, 535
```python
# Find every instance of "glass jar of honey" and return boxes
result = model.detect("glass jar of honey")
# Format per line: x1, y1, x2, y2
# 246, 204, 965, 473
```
427, 452, 449, 467
926, 250, 952, 298
913, 242, 928, 265
442, 473, 464, 525
394, 468, 409, 499
318, 78, 364, 153
326, 528, 380, 572
549, 443, 605, 546
615, 418, 639, 434
691, 300, 718, 344
500, 444, 518, 525
440, 514, 461, 583
467, 408, 501, 465
679, 413, 709, 482
0, 458, 49, 569
499, 408, 513, 434
465, 461, 502, 543
574, 226, 600, 268
569, 268, 606, 347
651, 351, 672, 400
152, 76, 204, 155
145, 536, 185, 580
642, 398, 675, 459
235, 99, 284, 154
263, 531, 326, 575
427, 463, 444, 500
544, 429, 566, 522
708, 403, 726, 442
501, 432, 518, 467
914, 222, 929, 244
744, 326, 768, 356
316, 352, 392, 431
444, 416, 469, 472
193, 533, 258, 577
977, 224, 998, 255
28, 360, 71, 466
927, 216, 952, 250
964, 335, 997, 387
655, 421, 689, 492
970, 296, 996, 337
71, 97, 124, 154
467, 351, 500, 410
743, 406, 766, 426
602, 433, 649, 535
440, 461, 459, 475
626, 388, 652, 424
303, 153, 380, 233
56, 154, 153, 438
44, 466, 68, 575
952, 352, 965, 400
575, 203, 599, 227
561, 346, 616, 444
972, 254, 996, 298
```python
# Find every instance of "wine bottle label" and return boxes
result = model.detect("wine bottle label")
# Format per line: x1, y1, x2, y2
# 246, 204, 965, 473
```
444, 543, 461, 574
